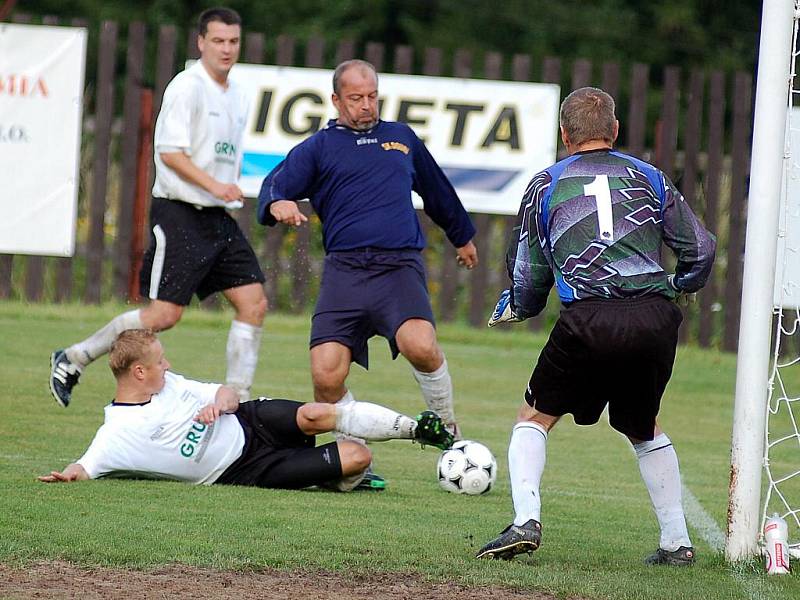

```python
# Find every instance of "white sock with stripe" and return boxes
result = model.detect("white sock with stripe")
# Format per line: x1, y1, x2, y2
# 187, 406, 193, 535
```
633, 433, 692, 551
509, 421, 548, 526
335, 399, 416, 441
66, 309, 143, 368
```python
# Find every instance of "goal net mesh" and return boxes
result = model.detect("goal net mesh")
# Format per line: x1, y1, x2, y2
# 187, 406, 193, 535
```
763, 1, 800, 559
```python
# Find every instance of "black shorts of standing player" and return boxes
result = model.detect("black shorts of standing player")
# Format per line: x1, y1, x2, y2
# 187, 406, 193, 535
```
310, 249, 435, 369
139, 197, 266, 305
216, 399, 343, 489
526, 295, 683, 441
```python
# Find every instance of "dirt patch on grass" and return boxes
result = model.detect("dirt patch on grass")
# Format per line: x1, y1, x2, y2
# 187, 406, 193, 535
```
0, 561, 569, 599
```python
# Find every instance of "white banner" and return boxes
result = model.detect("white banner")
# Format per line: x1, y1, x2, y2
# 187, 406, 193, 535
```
229, 64, 560, 215
0, 23, 86, 256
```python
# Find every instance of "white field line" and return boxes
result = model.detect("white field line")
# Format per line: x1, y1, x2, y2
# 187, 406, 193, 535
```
682, 485, 780, 600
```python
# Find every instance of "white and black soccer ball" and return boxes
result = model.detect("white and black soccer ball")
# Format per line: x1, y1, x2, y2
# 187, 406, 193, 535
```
437, 440, 497, 495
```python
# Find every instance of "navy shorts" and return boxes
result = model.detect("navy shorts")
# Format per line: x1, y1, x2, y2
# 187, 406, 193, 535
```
140, 197, 265, 305
310, 248, 435, 369
216, 399, 343, 489
526, 295, 683, 441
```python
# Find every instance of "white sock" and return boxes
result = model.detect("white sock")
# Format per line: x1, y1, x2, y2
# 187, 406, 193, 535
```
225, 320, 263, 402
634, 433, 692, 551
509, 421, 548, 526
335, 399, 416, 441
334, 391, 366, 446
66, 309, 143, 368
413, 358, 455, 425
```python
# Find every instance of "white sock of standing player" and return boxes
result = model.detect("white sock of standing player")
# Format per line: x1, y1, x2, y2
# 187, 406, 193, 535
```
225, 320, 263, 403
413, 358, 459, 436
65, 310, 144, 369
508, 421, 548, 525
633, 433, 692, 551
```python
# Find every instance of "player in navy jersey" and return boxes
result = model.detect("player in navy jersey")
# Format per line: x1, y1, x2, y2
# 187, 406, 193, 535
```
477, 87, 715, 566
257, 60, 477, 488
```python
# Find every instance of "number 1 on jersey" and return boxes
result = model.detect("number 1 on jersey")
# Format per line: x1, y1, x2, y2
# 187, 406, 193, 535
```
584, 175, 614, 241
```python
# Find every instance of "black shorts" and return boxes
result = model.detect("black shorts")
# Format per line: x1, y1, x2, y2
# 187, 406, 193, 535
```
139, 197, 265, 305
526, 295, 683, 441
216, 399, 342, 489
310, 249, 435, 369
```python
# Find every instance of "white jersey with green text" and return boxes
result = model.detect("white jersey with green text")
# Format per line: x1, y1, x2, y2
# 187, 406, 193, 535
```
152, 60, 248, 208
77, 372, 245, 484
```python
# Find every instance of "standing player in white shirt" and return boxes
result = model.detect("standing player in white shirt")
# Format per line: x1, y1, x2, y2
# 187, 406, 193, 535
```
39, 330, 455, 490
49, 7, 268, 408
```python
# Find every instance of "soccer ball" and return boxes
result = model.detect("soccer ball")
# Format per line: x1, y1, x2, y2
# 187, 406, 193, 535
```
437, 440, 497, 495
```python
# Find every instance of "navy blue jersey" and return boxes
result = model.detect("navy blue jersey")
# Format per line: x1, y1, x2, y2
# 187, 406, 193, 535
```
508, 149, 716, 318
257, 119, 475, 252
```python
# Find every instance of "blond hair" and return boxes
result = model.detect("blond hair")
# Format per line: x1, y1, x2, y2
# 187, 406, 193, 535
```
109, 329, 158, 378
559, 87, 616, 146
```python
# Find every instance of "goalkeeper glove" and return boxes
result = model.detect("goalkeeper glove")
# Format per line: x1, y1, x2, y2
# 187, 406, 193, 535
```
488, 289, 522, 327
667, 274, 696, 307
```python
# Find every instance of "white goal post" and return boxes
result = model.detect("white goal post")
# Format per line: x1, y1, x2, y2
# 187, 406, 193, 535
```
726, 0, 798, 562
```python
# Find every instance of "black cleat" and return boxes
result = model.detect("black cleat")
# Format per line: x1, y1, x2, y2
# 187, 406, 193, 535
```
476, 519, 542, 560
49, 350, 81, 408
644, 546, 695, 566
414, 411, 455, 450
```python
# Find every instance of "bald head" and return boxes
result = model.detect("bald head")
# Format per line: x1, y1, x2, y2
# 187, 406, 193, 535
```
332, 59, 378, 96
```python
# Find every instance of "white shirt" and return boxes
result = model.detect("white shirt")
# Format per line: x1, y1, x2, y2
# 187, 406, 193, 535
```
77, 372, 245, 485
152, 60, 249, 208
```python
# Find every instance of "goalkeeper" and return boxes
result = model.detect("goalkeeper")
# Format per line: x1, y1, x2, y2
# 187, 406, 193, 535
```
38, 330, 454, 490
477, 87, 715, 566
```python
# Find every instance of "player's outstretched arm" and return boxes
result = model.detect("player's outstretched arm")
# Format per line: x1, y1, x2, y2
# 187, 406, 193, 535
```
269, 200, 308, 227
456, 241, 478, 270
488, 289, 522, 327
37, 463, 89, 483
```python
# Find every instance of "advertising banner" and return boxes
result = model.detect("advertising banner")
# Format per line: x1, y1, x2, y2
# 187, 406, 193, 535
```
229, 64, 560, 215
0, 23, 87, 256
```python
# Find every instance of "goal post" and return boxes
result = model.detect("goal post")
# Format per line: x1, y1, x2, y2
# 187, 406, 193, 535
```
726, 0, 798, 562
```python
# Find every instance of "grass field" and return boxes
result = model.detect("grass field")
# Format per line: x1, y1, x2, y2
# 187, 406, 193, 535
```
1, 300, 799, 599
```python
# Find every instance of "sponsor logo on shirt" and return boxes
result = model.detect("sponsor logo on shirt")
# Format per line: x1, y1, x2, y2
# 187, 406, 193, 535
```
382, 141, 409, 154
215, 140, 237, 165
215, 141, 236, 156
180, 421, 211, 460
356, 137, 377, 146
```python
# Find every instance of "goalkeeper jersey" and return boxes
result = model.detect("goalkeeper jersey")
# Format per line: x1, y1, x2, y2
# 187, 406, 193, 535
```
507, 149, 716, 318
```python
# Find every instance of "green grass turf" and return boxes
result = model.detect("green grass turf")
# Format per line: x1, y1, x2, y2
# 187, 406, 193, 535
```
1, 300, 799, 599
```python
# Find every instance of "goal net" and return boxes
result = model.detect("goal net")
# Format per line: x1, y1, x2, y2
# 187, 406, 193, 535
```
762, 4, 800, 561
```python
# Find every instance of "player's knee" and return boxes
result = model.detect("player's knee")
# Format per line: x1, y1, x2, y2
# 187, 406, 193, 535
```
311, 365, 346, 396
144, 303, 183, 331
339, 441, 371, 475
403, 338, 442, 372
251, 293, 268, 322
296, 403, 332, 434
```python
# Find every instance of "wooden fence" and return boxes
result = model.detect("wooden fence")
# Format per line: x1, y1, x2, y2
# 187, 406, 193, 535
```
1, 16, 754, 351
